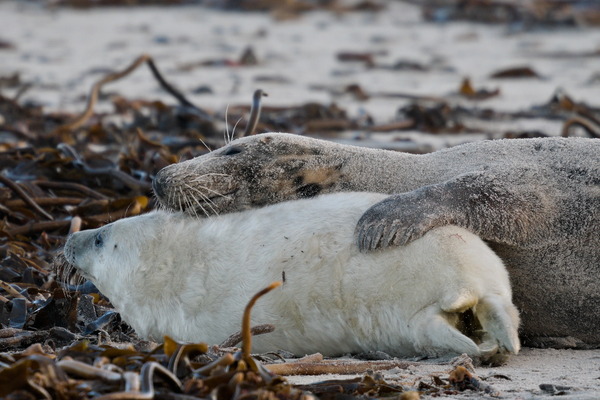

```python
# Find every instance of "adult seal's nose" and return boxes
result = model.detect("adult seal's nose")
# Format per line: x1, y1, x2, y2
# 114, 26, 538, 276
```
152, 170, 167, 200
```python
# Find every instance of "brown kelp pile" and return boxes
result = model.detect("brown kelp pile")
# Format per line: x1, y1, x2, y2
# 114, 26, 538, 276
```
0, 279, 496, 399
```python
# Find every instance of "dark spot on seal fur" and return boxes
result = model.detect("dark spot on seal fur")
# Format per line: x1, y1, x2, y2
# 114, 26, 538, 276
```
563, 166, 600, 185
297, 183, 322, 197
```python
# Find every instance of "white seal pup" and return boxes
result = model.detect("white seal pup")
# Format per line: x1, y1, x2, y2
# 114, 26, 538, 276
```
64, 192, 520, 361
152, 133, 600, 348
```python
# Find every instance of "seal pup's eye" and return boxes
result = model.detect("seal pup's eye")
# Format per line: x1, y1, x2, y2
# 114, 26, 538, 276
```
222, 146, 243, 156
94, 232, 104, 248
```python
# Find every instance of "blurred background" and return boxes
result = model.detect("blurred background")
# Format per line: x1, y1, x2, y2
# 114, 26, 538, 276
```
2, 0, 600, 155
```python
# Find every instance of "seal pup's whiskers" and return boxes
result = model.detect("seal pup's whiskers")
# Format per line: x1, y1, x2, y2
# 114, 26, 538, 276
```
54, 251, 86, 295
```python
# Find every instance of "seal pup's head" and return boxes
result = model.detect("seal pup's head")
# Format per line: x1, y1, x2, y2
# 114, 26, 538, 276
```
153, 133, 351, 216
63, 212, 169, 306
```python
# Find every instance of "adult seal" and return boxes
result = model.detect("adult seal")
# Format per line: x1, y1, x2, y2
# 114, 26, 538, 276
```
153, 133, 600, 348
64, 192, 520, 361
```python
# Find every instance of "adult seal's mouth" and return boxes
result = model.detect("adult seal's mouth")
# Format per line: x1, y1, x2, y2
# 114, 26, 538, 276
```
182, 189, 239, 216
153, 168, 238, 216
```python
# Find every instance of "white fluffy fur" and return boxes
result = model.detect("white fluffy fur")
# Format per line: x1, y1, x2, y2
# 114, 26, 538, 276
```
64, 192, 520, 359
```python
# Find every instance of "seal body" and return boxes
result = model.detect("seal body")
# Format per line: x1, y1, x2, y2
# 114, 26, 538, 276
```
152, 134, 600, 347
64, 192, 520, 359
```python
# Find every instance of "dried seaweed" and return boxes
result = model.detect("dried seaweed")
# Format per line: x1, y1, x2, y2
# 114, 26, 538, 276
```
2, 279, 470, 399
0, 282, 310, 399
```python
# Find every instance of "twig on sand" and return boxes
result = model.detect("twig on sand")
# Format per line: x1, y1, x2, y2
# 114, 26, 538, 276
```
56, 54, 211, 133
68, 216, 82, 234
266, 359, 414, 376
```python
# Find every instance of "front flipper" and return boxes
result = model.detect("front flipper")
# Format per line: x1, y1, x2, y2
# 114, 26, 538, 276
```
356, 170, 549, 252
356, 188, 454, 251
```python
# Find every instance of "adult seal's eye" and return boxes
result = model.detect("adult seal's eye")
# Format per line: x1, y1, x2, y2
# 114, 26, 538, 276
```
222, 146, 243, 156
94, 232, 104, 248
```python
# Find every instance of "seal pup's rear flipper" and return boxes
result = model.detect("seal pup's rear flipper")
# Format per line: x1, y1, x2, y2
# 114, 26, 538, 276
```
410, 304, 481, 358
475, 294, 521, 359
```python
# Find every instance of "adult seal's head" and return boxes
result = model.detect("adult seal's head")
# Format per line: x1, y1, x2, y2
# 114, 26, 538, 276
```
153, 133, 369, 216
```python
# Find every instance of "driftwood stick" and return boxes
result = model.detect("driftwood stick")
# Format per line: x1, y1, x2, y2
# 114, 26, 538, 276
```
34, 181, 109, 200
57, 54, 211, 133
5, 197, 84, 208
57, 359, 122, 382
0, 175, 54, 220
6, 220, 72, 237
145, 58, 212, 120
266, 359, 414, 376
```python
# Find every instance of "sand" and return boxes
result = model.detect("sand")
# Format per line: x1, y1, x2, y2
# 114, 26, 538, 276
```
283, 348, 600, 399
